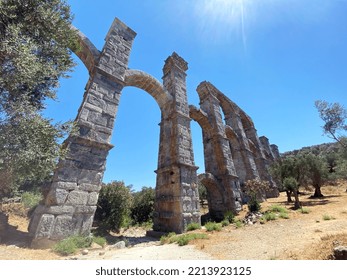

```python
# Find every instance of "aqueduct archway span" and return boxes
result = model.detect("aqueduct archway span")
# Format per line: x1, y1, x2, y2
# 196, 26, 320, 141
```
29, 18, 199, 245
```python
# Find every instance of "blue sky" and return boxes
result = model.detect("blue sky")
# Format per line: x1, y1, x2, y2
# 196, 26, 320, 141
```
44, 0, 347, 190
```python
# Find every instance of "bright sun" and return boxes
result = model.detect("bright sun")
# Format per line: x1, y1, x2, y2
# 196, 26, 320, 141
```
196, 0, 251, 47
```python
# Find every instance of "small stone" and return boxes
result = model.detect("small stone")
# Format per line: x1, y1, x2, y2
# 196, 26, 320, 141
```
99, 251, 106, 256
111, 241, 126, 250
81, 249, 89, 255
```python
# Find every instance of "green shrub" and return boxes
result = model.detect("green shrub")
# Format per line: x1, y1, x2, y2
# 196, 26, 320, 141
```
278, 212, 289, 219
221, 220, 230, 227
92, 236, 107, 247
94, 181, 133, 233
53, 235, 93, 256
224, 211, 235, 223
269, 205, 288, 214
299, 207, 311, 214
263, 212, 277, 221
21, 191, 42, 209
160, 232, 176, 245
205, 222, 222, 232
234, 219, 243, 228
187, 222, 201, 231
53, 238, 78, 256
322, 214, 335, 220
131, 187, 155, 224
161, 233, 208, 246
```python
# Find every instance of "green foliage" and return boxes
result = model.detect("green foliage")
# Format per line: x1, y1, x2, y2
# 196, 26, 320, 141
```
160, 232, 208, 246
315, 100, 347, 148
0, 0, 78, 111
224, 210, 235, 223
299, 207, 311, 214
160, 232, 176, 245
186, 222, 201, 231
283, 177, 298, 192
234, 219, 243, 228
53, 235, 93, 256
221, 220, 230, 227
0, 0, 78, 197
0, 104, 74, 197
278, 212, 289, 219
322, 214, 335, 221
92, 236, 107, 248
262, 212, 277, 221
243, 179, 269, 212
130, 186, 155, 225
94, 181, 133, 233
198, 183, 207, 206
21, 191, 42, 209
204, 222, 222, 232
268, 205, 288, 214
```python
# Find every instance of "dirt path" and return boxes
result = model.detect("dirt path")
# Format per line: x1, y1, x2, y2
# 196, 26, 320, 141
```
1, 183, 347, 260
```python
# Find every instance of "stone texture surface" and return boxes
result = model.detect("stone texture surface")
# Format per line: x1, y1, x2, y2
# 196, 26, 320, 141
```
29, 18, 279, 246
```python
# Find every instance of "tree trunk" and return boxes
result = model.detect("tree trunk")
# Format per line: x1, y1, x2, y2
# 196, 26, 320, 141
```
286, 190, 293, 203
313, 186, 324, 198
293, 190, 301, 209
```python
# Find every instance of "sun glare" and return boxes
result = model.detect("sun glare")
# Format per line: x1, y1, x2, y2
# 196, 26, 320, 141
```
196, 0, 251, 49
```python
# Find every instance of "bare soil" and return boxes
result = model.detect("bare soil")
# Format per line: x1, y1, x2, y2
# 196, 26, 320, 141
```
1, 181, 347, 260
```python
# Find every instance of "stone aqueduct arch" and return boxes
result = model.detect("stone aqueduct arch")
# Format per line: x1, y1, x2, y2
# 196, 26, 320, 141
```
29, 18, 279, 245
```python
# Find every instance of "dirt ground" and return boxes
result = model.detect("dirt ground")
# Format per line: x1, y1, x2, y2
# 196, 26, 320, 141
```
1, 181, 347, 260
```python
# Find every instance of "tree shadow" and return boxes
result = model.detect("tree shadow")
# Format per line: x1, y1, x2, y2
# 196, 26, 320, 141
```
0, 223, 31, 248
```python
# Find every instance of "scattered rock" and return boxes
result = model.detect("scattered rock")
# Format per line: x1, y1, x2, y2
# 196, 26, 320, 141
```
99, 251, 106, 256
90, 242, 103, 250
243, 212, 263, 225
110, 241, 126, 250
81, 249, 89, 255
333, 246, 347, 260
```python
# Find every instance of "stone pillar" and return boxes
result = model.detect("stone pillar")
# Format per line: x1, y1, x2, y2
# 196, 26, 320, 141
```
196, 83, 242, 219
153, 53, 200, 233
225, 112, 260, 184
259, 136, 275, 161
29, 19, 137, 245
245, 128, 279, 198
270, 144, 281, 160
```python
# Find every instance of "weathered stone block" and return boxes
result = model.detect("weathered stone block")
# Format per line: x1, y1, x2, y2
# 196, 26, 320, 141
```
35, 214, 55, 238
51, 182, 78, 191
88, 192, 99, 205
45, 188, 69, 205
66, 190, 89, 206
75, 205, 97, 214
79, 183, 102, 192
51, 215, 76, 240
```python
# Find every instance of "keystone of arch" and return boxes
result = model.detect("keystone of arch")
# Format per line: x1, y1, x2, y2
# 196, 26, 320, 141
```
124, 69, 172, 111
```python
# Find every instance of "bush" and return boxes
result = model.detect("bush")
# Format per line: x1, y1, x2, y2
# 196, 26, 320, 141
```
21, 191, 42, 209
234, 219, 243, 228
94, 181, 133, 233
224, 211, 235, 223
299, 207, 311, 214
263, 212, 277, 221
187, 222, 201, 231
221, 220, 230, 227
131, 187, 155, 224
53, 235, 93, 256
160, 233, 208, 246
205, 222, 222, 232
268, 205, 288, 214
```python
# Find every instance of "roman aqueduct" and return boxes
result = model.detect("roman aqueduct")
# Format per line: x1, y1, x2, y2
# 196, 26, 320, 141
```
28, 18, 279, 246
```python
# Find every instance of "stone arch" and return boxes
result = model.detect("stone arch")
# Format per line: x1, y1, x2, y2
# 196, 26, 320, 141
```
197, 173, 225, 221
72, 27, 101, 75
29, 19, 199, 246
124, 69, 172, 111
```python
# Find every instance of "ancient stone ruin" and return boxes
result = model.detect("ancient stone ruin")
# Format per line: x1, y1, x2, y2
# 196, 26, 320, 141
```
28, 18, 279, 246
